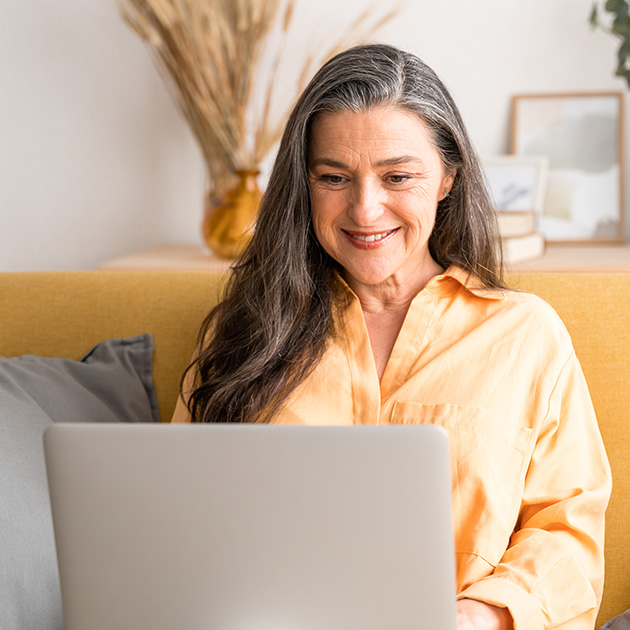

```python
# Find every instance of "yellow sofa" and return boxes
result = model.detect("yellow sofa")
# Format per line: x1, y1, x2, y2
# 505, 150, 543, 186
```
1, 270, 628, 627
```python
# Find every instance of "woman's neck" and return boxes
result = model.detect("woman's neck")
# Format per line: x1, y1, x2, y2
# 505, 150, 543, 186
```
345, 260, 444, 381
345, 259, 444, 317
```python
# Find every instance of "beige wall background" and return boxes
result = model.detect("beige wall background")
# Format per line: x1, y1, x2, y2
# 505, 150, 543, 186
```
1, 0, 627, 271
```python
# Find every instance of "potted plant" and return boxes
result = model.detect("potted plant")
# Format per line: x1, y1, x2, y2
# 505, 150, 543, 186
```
590, 0, 630, 87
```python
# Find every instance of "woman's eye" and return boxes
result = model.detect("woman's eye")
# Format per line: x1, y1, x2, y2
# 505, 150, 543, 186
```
322, 175, 345, 184
387, 174, 410, 184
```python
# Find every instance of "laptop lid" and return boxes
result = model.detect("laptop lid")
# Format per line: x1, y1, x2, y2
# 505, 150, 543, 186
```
44, 423, 456, 630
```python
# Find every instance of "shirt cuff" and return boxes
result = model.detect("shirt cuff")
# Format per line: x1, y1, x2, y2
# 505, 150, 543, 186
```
458, 578, 545, 630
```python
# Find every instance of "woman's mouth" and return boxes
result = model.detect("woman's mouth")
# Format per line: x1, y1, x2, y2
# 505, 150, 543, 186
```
342, 228, 399, 249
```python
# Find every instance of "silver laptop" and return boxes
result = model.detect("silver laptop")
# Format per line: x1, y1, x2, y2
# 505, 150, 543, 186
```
44, 424, 456, 630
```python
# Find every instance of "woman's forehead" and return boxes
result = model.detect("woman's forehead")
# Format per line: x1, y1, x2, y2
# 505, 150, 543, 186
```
308, 106, 440, 165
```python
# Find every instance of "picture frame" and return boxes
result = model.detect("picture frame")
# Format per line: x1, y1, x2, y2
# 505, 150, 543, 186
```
483, 155, 548, 214
511, 92, 625, 243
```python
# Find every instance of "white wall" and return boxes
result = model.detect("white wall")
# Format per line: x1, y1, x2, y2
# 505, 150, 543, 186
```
1, 0, 627, 271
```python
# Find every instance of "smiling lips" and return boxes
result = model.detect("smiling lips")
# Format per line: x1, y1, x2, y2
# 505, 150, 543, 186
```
342, 228, 399, 249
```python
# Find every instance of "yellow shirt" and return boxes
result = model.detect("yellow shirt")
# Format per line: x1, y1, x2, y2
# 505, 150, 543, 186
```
172, 265, 611, 630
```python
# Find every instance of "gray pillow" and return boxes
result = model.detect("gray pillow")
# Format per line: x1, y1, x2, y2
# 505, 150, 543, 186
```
601, 610, 630, 630
0, 334, 160, 630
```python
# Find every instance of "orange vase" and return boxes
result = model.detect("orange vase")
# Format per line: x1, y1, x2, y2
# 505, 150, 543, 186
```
202, 170, 262, 259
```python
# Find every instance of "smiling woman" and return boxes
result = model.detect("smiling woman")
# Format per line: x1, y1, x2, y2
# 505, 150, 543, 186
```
177, 43, 505, 424
308, 107, 454, 297
172, 44, 610, 630
307, 107, 456, 378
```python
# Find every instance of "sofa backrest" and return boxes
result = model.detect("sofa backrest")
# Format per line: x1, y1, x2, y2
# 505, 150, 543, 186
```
1, 271, 225, 421
1, 270, 628, 624
510, 273, 630, 626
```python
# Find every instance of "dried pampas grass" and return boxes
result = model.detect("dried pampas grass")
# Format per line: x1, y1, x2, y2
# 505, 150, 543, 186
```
118, 0, 398, 199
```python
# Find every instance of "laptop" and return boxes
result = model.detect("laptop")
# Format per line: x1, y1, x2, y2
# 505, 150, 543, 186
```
44, 423, 457, 630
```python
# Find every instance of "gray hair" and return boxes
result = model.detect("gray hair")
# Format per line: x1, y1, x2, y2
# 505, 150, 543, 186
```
186, 44, 503, 424
250, 43, 503, 286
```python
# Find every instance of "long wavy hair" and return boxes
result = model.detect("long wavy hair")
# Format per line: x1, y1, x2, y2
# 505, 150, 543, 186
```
184, 43, 504, 423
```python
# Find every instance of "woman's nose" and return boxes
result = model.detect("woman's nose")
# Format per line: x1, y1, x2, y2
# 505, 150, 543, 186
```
347, 178, 384, 226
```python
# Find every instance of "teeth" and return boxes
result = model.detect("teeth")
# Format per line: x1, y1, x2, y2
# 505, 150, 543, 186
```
352, 230, 394, 242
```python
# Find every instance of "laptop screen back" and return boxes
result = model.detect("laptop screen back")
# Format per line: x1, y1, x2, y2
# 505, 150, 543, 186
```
44, 424, 456, 630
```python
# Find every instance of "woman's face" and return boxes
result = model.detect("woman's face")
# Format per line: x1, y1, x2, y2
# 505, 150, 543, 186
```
308, 106, 455, 292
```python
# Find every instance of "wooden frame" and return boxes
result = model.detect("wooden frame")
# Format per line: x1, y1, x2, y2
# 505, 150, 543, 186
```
511, 92, 625, 243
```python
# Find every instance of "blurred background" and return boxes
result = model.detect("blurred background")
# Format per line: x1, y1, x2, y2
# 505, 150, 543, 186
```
1, 0, 627, 271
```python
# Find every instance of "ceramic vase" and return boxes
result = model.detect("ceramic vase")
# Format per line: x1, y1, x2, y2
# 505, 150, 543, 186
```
202, 170, 262, 259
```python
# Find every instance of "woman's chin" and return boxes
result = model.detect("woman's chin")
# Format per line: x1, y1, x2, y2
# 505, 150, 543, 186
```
341, 265, 399, 289
340, 254, 441, 294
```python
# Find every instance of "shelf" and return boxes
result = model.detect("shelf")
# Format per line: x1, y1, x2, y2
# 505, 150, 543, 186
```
99, 243, 630, 274
508, 243, 630, 273
99, 244, 232, 273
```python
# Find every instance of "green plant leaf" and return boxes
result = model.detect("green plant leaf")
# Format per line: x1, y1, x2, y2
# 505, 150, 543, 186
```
612, 16, 630, 36
613, 2, 630, 21
615, 64, 630, 87
589, 0, 630, 86
615, 53, 630, 71
606, 0, 624, 12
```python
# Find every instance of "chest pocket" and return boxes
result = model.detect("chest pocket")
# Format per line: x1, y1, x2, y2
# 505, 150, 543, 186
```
391, 401, 533, 568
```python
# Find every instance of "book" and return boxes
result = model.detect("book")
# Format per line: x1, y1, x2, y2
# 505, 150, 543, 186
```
502, 231, 546, 265
495, 210, 536, 238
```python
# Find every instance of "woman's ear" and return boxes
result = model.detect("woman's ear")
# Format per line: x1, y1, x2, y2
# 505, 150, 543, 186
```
439, 169, 457, 201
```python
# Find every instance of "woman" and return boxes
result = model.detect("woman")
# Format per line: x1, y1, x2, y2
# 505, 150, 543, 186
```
173, 44, 611, 630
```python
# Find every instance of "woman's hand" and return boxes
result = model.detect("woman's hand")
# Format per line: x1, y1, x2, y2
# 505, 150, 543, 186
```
457, 599, 513, 630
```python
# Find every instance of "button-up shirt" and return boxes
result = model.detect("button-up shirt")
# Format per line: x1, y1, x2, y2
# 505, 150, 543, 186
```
173, 265, 611, 629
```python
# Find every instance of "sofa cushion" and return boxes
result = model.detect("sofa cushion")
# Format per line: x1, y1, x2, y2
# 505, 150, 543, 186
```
0, 334, 159, 630
601, 609, 630, 630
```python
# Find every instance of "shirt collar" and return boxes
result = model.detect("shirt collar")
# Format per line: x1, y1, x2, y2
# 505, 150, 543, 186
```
333, 264, 505, 303
427, 265, 505, 300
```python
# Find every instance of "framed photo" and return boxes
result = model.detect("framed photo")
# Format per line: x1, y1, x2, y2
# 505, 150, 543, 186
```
483, 155, 548, 213
511, 92, 625, 242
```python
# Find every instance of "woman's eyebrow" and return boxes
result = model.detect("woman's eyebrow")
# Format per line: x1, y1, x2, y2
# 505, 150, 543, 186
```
309, 155, 425, 168
375, 155, 424, 167
309, 157, 349, 169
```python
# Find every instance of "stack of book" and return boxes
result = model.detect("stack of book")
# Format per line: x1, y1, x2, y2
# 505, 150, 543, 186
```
482, 155, 548, 266
496, 210, 546, 265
